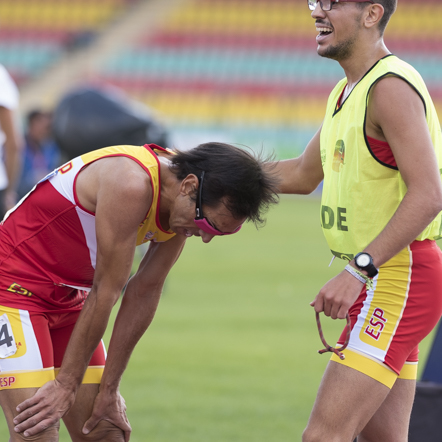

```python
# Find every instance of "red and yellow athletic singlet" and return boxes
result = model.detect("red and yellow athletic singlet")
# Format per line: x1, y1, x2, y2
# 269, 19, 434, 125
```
0, 144, 175, 312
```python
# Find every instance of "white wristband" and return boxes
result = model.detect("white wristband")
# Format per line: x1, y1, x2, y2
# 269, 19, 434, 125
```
345, 264, 371, 287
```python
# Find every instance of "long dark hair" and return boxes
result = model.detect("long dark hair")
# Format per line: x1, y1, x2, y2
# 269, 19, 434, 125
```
169, 142, 279, 226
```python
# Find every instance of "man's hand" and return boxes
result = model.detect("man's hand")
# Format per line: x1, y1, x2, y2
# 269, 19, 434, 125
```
311, 269, 365, 319
13, 379, 76, 437
82, 389, 131, 442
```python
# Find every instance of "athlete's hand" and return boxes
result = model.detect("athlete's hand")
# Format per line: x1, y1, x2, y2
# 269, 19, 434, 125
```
82, 388, 131, 442
13, 379, 76, 437
311, 268, 365, 319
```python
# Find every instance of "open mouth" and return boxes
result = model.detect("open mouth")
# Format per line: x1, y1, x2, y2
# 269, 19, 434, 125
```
317, 27, 333, 36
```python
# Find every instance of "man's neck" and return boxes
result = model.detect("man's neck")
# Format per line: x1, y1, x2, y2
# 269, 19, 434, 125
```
339, 40, 390, 87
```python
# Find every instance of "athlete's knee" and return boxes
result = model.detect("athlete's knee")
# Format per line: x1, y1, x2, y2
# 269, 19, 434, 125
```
69, 420, 125, 442
9, 425, 59, 442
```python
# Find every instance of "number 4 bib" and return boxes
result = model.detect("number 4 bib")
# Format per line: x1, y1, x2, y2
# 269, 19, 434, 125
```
0, 314, 17, 358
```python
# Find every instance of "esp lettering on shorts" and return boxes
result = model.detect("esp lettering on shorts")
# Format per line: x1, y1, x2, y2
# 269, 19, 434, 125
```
7, 283, 33, 297
364, 308, 387, 341
0, 376, 16, 388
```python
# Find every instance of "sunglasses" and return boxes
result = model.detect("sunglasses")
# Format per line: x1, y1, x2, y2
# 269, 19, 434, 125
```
308, 0, 374, 11
316, 311, 351, 360
194, 171, 242, 236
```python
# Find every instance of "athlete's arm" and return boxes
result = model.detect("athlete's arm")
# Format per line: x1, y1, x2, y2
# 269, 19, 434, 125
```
82, 233, 186, 439
362, 76, 442, 264
313, 76, 442, 319
13, 159, 153, 437
269, 125, 324, 194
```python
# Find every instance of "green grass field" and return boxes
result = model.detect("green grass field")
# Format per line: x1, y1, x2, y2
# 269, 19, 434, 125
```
0, 196, 437, 440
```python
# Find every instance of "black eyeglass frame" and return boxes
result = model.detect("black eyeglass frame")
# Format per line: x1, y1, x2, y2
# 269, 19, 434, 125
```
195, 171, 206, 221
308, 0, 374, 12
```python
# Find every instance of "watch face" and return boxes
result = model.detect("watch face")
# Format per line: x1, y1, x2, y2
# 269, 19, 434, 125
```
356, 254, 371, 267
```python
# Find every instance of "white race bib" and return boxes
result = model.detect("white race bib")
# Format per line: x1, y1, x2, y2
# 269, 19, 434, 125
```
0, 314, 17, 358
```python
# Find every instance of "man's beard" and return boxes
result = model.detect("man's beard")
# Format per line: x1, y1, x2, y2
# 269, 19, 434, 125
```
318, 36, 356, 61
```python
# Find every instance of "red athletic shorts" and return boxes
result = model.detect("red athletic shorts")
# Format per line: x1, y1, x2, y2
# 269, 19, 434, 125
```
0, 305, 106, 389
331, 240, 442, 388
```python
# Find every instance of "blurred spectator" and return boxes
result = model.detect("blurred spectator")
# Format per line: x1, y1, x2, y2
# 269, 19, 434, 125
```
0, 64, 23, 216
17, 110, 61, 199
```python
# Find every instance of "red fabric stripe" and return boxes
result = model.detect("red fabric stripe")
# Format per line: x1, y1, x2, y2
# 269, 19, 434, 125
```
384, 240, 442, 371
29, 312, 53, 368
49, 310, 106, 368
29, 309, 106, 369
367, 135, 397, 167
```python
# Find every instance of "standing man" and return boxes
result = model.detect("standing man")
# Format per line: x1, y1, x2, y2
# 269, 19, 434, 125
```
0, 65, 23, 216
1, 142, 278, 441
275, 1, 442, 440
17, 109, 61, 199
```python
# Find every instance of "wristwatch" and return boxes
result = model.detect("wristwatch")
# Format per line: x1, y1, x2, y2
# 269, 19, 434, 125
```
354, 252, 378, 278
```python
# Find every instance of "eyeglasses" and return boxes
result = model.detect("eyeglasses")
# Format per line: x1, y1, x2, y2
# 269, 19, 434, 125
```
308, 0, 374, 12
194, 171, 242, 236
315, 312, 351, 360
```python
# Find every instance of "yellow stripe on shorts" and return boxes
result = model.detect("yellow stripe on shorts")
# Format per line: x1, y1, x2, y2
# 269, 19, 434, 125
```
398, 361, 418, 381
55, 365, 104, 384
0, 368, 55, 390
331, 348, 398, 388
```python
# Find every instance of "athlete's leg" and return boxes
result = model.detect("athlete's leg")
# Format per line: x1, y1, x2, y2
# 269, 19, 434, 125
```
302, 361, 390, 442
0, 388, 60, 441
50, 316, 114, 441
357, 378, 415, 442
306, 242, 442, 441
0, 307, 59, 441
62, 383, 125, 442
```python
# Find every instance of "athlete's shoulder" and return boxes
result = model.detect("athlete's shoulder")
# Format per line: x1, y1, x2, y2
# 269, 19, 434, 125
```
372, 54, 424, 86
97, 155, 153, 190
